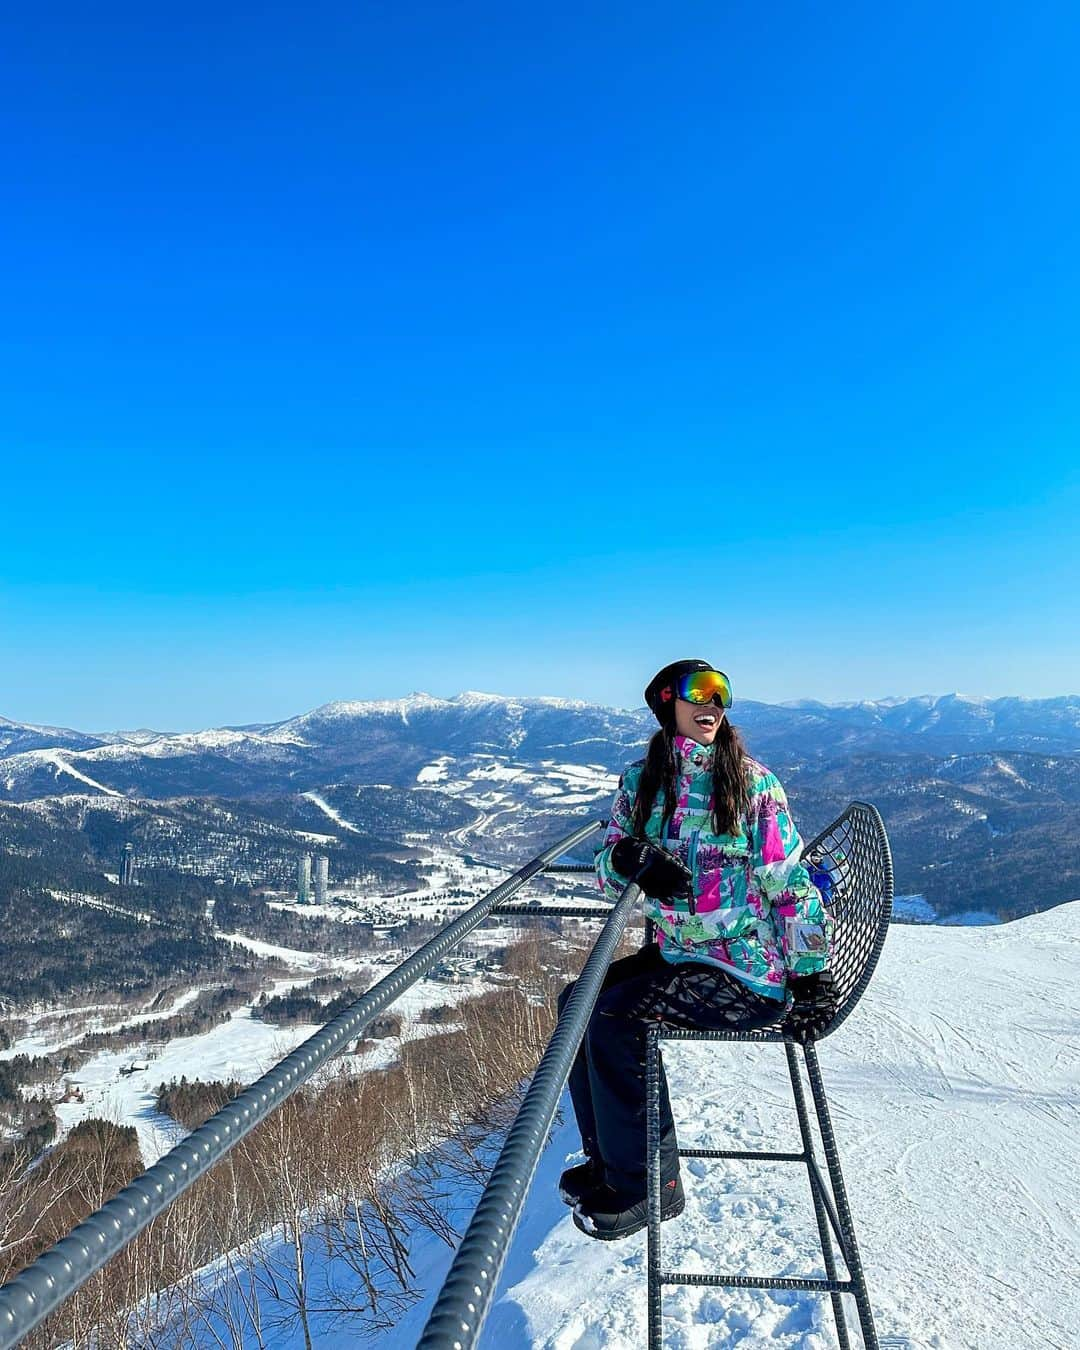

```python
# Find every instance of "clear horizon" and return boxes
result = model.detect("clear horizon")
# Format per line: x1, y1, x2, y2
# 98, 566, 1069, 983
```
3, 686, 1077, 739
4, 3, 1079, 728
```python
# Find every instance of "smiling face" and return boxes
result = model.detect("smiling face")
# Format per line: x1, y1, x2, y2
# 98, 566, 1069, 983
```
674, 697, 725, 745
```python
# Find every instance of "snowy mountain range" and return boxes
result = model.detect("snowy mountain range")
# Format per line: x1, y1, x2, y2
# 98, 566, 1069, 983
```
2, 691, 1080, 804
2, 691, 1079, 926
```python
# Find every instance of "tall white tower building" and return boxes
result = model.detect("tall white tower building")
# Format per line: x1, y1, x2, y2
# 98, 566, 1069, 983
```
314, 855, 329, 904
297, 854, 312, 904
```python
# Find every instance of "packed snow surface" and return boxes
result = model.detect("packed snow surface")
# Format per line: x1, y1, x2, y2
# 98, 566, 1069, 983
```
55, 994, 323, 1165
189, 902, 1078, 1349
45, 941, 477, 1168
474, 904, 1077, 1350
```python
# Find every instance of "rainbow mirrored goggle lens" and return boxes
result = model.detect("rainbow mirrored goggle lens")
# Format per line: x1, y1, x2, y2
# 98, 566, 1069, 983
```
673, 669, 732, 708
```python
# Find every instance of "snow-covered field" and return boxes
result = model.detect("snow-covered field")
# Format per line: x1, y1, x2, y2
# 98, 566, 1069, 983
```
51, 969, 494, 1164
183, 902, 1077, 1349
54, 989, 322, 1164
415, 753, 618, 818
11, 813, 1071, 1348
34, 915, 502, 1165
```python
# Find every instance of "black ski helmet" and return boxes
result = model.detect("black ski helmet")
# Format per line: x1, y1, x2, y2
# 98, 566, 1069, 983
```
644, 659, 716, 724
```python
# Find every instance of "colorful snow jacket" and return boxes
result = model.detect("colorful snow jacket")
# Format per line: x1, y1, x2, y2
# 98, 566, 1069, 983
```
596, 734, 833, 1001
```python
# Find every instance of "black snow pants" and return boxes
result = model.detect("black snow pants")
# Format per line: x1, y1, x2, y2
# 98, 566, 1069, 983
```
557, 942, 783, 1199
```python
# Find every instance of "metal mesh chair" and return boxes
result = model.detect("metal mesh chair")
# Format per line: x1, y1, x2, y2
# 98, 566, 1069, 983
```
645, 800, 893, 1349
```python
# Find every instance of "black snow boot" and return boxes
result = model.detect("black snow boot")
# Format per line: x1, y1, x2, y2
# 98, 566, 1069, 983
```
572, 1174, 685, 1242
558, 1156, 604, 1207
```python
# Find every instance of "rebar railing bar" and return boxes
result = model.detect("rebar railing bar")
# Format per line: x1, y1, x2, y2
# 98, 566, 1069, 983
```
646, 1023, 664, 1349
677, 1149, 806, 1163
661, 1273, 854, 1292
786, 1041, 852, 1350
489, 903, 613, 917
803, 1041, 880, 1349
649, 1027, 791, 1042
805, 1154, 851, 1264
0, 820, 603, 1350
416, 876, 643, 1350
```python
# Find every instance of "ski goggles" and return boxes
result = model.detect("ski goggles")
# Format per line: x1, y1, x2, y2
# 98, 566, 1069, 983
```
660, 669, 733, 709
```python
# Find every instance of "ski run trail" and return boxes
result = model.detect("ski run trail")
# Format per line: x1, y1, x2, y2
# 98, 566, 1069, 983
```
177, 904, 1080, 1348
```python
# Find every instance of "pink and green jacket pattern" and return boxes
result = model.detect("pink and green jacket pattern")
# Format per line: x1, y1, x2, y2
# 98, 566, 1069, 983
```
596, 734, 833, 1000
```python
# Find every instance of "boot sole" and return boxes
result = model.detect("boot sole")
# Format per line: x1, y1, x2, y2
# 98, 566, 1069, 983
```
572, 1194, 685, 1241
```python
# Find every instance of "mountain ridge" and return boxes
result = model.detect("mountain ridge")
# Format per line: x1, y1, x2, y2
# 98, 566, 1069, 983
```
5, 689, 1080, 746
2, 691, 1078, 925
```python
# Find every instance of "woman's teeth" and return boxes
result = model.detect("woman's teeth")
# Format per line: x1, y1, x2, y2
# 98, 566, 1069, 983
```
694, 714, 717, 726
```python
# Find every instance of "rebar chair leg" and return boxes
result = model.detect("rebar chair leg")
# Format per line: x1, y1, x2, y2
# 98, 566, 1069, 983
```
646, 1023, 664, 1350
803, 1041, 880, 1350
785, 1041, 852, 1350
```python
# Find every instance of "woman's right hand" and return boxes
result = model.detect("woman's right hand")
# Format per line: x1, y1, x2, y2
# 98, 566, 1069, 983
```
611, 837, 693, 902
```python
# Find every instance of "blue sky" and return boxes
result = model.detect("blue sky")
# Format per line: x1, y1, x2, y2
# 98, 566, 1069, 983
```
3, 2, 1078, 729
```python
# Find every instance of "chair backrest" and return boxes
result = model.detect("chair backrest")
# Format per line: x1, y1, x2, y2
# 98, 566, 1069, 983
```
802, 800, 894, 1036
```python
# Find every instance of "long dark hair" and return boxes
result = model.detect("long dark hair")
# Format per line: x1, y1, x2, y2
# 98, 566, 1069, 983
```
630, 716, 753, 838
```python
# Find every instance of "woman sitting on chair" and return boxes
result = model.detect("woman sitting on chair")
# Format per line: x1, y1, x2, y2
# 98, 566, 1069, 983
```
559, 659, 837, 1241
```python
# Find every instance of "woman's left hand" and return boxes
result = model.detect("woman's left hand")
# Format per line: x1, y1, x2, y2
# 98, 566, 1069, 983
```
611, 837, 693, 902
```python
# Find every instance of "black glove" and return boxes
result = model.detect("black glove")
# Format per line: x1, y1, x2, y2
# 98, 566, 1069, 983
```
784, 970, 839, 1042
611, 837, 693, 905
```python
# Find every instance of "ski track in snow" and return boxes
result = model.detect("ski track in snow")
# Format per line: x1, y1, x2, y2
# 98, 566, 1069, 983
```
37, 750, 124, 797
196, 905, 1077, 1350
300, 791, 361, 833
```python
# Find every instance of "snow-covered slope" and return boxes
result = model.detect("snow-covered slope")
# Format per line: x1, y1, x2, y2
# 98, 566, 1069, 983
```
289, 903, 1076, 1349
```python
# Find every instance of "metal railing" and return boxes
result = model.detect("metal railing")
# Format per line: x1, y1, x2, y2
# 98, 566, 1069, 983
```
417, 875, 642, 1349
0, 798, 891, 1350
0, 818, 605, 1350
